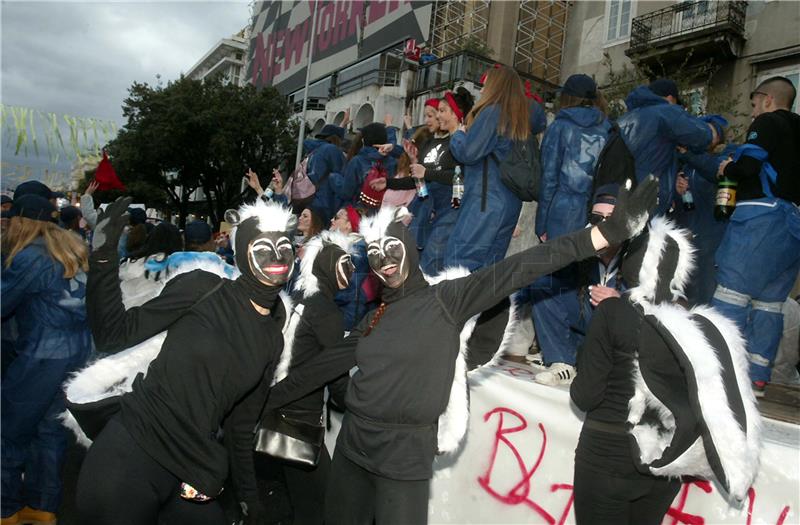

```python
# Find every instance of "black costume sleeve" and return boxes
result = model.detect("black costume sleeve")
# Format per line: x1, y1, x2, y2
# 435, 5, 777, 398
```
570, 300, 615, 412
386, 177, 416, 190
424, 168, 456, 185
723, 114, 777, 181
86, 257, 222, 353
266, 317, 367, 410
435, 228, 596, 324
224, 377, 271, 521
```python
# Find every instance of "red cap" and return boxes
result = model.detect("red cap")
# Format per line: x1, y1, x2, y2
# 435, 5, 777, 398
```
424, 98, 440, 109
345, 205, 361, 233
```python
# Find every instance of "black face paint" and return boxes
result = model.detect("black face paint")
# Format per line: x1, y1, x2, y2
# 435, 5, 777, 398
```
367, 236, 409, 289
234, 216, 295, 308
336, 254, 355, 290
248, 232, 295, 286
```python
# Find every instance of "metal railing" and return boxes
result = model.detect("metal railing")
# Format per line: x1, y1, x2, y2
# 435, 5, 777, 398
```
629, 0, 747, 54
331, 69, 401, 98
411, 50, 558, 98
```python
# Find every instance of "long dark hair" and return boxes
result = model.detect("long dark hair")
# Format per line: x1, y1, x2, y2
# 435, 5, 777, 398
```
347, 133, 364, 161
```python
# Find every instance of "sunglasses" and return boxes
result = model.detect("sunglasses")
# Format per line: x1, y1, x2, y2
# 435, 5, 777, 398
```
589, 213, 612, 225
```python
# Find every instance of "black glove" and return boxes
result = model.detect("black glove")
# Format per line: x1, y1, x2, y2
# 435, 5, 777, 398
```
91, 196, 132, 260
597, 176, 658, 246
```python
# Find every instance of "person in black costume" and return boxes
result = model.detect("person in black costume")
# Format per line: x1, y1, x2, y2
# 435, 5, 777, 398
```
265, 178, 659, 524
75, 197, 298, 525
254, 230, 356, 525
571, 216, 761, 524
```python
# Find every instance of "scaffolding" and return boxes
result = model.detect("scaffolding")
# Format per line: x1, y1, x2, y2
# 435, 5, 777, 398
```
429, 0, 492, 58
513, 0, 569, 85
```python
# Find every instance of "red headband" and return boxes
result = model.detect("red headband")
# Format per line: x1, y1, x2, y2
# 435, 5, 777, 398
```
443, 92, 464, 122
424, 98, 440, 109
479, 63, 503, 85
345, 205, 360, 233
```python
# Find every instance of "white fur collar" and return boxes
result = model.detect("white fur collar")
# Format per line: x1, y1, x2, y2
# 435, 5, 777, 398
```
628, 217, 695, 305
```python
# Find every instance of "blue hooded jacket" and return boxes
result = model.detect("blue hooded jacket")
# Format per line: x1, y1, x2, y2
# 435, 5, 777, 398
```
306, 140, 345, 223
536, 106, 611, 240
445, 104, 520, 271
618, 86, 713, 215
1, 239, 92, 361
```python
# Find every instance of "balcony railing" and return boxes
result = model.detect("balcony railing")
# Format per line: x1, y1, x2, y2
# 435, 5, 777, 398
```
331, 69, 401, 98
411, 50, 558, 99
629, 0, 746, 55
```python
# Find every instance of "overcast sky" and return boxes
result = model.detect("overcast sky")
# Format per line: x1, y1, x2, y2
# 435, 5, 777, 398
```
1, 0, 252, 188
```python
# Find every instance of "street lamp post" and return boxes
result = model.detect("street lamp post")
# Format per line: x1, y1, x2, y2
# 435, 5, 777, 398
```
294, 1, 319, 168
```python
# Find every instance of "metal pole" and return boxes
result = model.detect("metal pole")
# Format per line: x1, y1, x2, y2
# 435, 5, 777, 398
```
294, 0, 319, 168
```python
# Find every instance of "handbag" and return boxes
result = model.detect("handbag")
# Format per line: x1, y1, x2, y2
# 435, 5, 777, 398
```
254, 409, 325, 468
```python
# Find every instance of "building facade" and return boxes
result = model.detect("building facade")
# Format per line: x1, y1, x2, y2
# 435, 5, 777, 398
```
245, 1, 568, 131
186, 29, 249, 87
560, 0, 800, 132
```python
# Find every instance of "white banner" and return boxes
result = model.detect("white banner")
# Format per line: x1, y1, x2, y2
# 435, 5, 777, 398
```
427, 361, 800, 525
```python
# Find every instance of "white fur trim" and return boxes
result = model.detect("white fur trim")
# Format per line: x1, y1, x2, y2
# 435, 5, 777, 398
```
360, 206, 410, 243
272, 298, 300, 386
297, 230, 360, 298
628, 358, 676, 463
236, 199, 296, 234
59, 411, 92, 448
628, 217, 696, 305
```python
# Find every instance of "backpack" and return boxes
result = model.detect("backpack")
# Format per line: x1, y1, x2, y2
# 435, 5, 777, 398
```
359, 160, 388, 209
592, 122, 636, 197
484, 134, 541, 210
284, 154, 316, 207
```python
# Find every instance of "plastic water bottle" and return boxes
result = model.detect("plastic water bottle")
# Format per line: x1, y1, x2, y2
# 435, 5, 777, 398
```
415, 176, 429, 199
452, 166, 464, 208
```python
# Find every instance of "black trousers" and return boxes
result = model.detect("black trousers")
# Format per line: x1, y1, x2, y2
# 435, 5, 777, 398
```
573, 462, 681, 525
76, 416, 225, 525
324, 452, 429, 525
283, 448, 331, 525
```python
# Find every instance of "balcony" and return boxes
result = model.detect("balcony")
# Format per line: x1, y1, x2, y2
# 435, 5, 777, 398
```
331, 69, 401, 98
411, 50, 558, 99
626, 1, 747, 66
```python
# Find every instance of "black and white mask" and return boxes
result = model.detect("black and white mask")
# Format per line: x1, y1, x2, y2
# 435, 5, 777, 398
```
336, 253, 355, 290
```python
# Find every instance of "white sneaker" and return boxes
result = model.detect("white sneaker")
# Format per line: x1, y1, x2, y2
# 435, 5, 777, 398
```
534, 363, 576, 386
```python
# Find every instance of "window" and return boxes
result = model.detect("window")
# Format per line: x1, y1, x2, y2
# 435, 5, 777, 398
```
605, 0, 635, 44
757, 65, 800, 114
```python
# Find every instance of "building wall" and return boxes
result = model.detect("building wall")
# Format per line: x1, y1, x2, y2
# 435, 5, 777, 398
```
560, 0, 800, 131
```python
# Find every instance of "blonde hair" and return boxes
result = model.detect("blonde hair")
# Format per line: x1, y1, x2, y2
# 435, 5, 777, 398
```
466, 66, 530, 141
3, 216, 89, 278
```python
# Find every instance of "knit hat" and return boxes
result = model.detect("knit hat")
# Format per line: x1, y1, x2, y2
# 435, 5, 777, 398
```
59, 205, 83, 226
128, 207, 147, 226
560, 74, 597, 99
184, 220, 212, 246
593, 183, 621, 206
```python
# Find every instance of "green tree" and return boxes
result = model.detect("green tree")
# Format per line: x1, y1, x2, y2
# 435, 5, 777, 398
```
104, 77, 296, 228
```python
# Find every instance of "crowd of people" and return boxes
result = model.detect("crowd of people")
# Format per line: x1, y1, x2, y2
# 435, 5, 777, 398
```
1, 65, 798, 525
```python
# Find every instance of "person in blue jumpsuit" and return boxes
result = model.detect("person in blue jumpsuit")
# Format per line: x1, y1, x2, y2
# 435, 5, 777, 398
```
331, 123, 397, 210
711, 76, 800, 393
307, 125, 346, 224
444, 66, 532, 369
530, 74, 611, 385
444, 66, 530, 271
617, 79, 717, 216
1, 195, 93, 524
673, 115, 736, 306
330, 206, 377, 331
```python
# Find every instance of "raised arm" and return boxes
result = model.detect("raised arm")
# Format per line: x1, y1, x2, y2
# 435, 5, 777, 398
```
437, 177, 658, 323
86, 197, 221, 353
